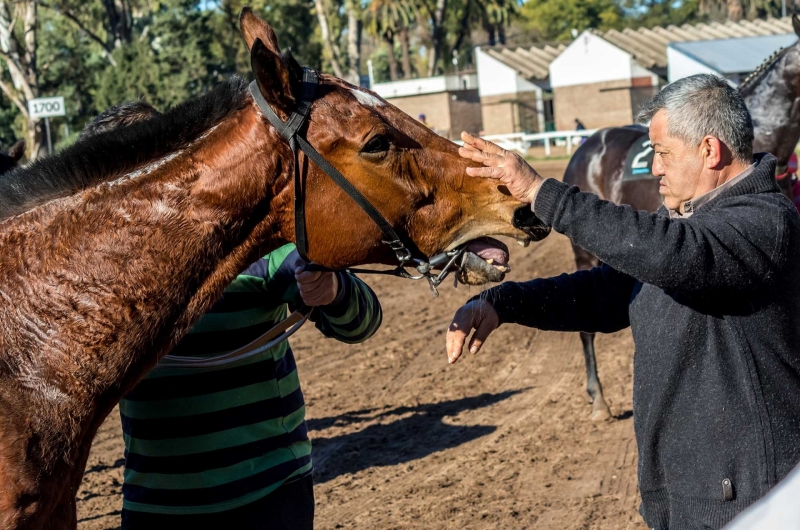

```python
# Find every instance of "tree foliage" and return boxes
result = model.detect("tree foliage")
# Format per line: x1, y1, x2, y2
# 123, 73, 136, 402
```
0, 0, 786, 154
520, 0, 624, 41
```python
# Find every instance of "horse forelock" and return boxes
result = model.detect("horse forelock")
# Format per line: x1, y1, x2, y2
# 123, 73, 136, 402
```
0, 77, 249, 221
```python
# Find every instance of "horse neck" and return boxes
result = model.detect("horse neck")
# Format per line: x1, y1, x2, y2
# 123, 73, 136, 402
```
746, 47, 800, 170
0, 104, 294, 470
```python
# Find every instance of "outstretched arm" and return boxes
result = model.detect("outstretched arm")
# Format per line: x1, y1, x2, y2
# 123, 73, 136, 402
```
459, 132, 791, 297
446, 264, 636, 363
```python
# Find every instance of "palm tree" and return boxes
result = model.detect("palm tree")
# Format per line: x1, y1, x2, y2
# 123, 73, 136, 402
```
366, 0, 415, 80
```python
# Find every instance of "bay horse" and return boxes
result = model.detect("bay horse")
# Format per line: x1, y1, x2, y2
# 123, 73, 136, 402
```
0, 140, 25, 174
0, 9, 548, 529
563, 13, 800, 421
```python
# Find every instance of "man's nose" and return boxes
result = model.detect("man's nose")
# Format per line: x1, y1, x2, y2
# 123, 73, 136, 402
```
652, 156, 664, 176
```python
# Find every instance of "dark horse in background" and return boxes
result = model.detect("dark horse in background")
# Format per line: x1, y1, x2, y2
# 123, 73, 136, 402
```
0, 140, 24, 174
563, 13, 800, 421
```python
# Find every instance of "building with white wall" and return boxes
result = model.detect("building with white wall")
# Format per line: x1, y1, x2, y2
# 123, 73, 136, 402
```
667, 34, 798, 85
544, 16, 794, 131
474, 43, 564, 134
549, 31, 660, 131
371, 73, 482, 140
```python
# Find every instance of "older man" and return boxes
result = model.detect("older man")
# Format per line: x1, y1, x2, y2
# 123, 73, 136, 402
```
447, 74, 800, 528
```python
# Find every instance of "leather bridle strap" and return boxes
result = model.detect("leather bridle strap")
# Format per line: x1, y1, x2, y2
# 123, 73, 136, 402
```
249, 73, 415, 267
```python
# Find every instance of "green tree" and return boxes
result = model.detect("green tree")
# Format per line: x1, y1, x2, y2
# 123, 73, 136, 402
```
519, 0, 623, 41
624, 0, 699, 28
366, 0, 415, 80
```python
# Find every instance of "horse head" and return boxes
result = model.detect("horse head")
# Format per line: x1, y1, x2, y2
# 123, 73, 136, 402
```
239, 9, 548, 280
742, 13, 800, 185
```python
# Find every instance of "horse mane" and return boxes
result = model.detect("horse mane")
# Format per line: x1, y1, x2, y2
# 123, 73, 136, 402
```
0, 76, 249, 219
738, 45, 791, 96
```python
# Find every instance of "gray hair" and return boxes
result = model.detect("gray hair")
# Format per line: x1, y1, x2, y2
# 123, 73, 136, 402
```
636, 74, 753, 162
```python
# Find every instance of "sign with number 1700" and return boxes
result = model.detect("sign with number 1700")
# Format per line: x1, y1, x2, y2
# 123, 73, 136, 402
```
28, 97, 65, 119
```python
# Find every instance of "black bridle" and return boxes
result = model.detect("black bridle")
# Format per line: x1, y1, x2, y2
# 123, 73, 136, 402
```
248, 67, 467, 297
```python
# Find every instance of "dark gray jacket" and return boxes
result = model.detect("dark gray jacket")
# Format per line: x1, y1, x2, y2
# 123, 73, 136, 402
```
482, 154, 800, 529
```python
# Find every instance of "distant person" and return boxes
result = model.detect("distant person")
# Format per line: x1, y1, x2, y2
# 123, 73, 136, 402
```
574, 118, 587, 145
418, 113, 430, 127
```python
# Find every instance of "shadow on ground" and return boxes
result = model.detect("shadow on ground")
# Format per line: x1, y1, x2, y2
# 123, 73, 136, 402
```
308, 389, 526, 484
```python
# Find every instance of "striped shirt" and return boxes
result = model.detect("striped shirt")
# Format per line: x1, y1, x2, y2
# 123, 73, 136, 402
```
119, 244, 382, 515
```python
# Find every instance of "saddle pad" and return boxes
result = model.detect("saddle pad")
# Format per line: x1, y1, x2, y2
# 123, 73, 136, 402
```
623, 131, 656, 181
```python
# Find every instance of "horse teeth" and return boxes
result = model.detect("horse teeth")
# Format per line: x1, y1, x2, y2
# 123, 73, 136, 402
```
518, 240, 526, 246
486, 258, 494, 265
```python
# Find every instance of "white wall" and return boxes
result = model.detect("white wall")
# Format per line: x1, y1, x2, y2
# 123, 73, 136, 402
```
549, 31, 633, 88
372, 74, 478, 99
475, 47, 539, 97
667, 47, 719, 83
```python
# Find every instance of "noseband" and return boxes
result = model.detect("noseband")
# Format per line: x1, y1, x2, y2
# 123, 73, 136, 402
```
248, 67, 466, 297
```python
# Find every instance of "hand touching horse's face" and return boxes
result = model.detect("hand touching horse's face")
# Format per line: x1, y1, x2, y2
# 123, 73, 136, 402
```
240, 10, 548, 272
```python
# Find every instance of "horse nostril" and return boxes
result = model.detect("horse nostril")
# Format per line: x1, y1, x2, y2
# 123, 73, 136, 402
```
497, 185, 512, 197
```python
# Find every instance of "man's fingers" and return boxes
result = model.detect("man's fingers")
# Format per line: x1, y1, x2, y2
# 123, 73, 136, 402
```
460, 131, 506, 155
447, 329, 468, 364
458, 145, 505, 167
294, 269, 322, 284
467, 316, 496, 355
466, 166, 504, 179
446, 315, 472, 364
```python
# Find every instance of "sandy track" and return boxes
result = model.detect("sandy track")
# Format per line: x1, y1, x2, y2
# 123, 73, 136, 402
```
77, 158, 646, 529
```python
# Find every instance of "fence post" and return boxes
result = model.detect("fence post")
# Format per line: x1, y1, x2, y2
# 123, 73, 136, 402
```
544, 137, 551, 157
566, 135, 573, 155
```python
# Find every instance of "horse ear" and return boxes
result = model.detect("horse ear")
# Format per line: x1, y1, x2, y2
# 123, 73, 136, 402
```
239, 7, 280, 54
793, 13, 800, 37
250, 38, 300, 121
8, 140, 24, 162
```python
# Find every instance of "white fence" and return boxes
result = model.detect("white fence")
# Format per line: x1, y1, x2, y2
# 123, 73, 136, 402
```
456, 129, 598, 157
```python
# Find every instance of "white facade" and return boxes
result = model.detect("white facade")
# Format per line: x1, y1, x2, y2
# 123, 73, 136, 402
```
667, 46, 720, 83
549, 31, 657, 88
474, 47, 546, 133
474, 48, 540, 98
371, 73, 478, 99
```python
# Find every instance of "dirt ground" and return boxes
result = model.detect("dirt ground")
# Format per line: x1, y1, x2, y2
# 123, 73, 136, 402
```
77, 158, 646, 529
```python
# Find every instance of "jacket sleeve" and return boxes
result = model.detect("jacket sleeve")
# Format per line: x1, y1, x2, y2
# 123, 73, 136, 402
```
533, 179, 793, 297
475, 264, 636, 333
312, 272, 383, 344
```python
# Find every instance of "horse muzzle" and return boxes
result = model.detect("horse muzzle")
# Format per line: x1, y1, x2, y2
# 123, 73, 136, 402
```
513, 205, 551, 242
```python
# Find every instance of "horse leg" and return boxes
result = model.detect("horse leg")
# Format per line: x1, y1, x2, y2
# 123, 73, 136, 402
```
571, 244, 611, 420
580, 331, 611, 421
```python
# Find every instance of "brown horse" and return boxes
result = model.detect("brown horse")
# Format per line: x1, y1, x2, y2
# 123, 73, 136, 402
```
0, 10, 547, 529
0, 140, 25, 174
564, 14, 800, 421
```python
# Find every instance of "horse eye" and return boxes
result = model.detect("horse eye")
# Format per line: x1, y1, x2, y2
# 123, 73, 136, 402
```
362, 135, 390, 154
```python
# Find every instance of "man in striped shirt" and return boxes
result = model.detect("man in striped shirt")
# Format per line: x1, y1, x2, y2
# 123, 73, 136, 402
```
118, 243, 382, 528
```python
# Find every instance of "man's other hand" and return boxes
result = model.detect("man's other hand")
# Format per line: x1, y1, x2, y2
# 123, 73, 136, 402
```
446, 299, 500, 364
295, 264, 339, 307
458, 131, 545, 204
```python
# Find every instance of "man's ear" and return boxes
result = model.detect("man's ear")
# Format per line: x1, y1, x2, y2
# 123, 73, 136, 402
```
251, 39, 301, 120
239, 6, 280, 54
701, 135, 724, 169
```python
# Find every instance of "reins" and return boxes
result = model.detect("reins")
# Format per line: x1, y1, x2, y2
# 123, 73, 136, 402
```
162, 63, 470, 369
